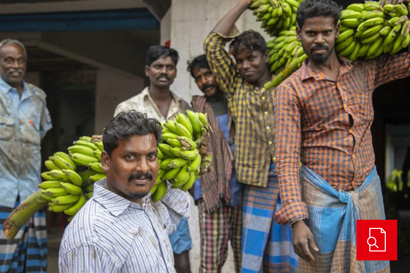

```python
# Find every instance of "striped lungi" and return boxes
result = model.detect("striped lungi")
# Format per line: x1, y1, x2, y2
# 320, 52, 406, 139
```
0, 200, 47, 273
300, 165, 390, 273
198, 199, 242, 273
242, 164, 298, 273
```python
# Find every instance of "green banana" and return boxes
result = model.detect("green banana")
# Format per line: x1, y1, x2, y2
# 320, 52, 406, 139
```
358, 43, 371, 57
380, 26, 392, 36
67, 145, 95, 158
367, 36, 384, 57
64, 194, 87, 216
179, 150, 199, 160
188, 154, 201, 172
340, 10, 361, 20
70, 153, 99, 166
177, 136, 197, 149
384, 28, 398, 45
361, 10, 384, 21
42, 187, 68, 197
94, 141, 104, 151
39, 181, 63, 189
164, 120, 179, 134
361, 24, 383, 39
73, 140, 98, 151
51, 194, 81, 205
152, 181, 168, 202
60, 182, 83, 195
362, 32, 382, 44
79, 136, 92, 141
89, 173, 106, 183
54, 152, 77, 168
48, 203, 73, 213
358, 17, 384, 29
175, 122, 193, 139
44, 160, 61, 171
160, 158, 174, 170
186, 110, 203, 135
85, 183, 94, 193
48, 170, 70, 182
157, 148, 164, 160
167, 158, 189, 169
174, 165, 191, 185
88, 162, 105, 174
50, 155, 76, 171
346, 3, 363, 12
166, 138, 183, 148
162, 167, 182, 180
93, 149, 102, 161
85, 192, 93, 199
158, 143, 175, 157
336, 29, 355, 43
395, 4, 408, 16
78, 169, 100, 185
181, 172, 197, 191
162, 132, 179, 141
41, 171, 55, 181
198, 113, 208, 126
175, 113, 193, 135
336, 36, 354, 51
340, 18, 361, 28
61, 169, 83, 186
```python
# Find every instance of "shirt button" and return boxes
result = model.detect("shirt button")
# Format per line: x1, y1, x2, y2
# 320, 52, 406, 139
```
265, 112, 268, 115
268, 141, 272, 145
266, 126, 270, 130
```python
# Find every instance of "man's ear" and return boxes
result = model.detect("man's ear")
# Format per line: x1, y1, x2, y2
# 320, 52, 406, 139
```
145, 65, 150, 77
296, 26, 302, 41
335, 23, 340, 39
263, 50, 270, 64
101, 151, 110, 173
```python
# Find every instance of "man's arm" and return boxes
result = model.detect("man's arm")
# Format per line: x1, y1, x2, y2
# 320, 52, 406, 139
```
273, 85, 318, 263
212, 0, 251, 35
204, 0, 250, 99
59, 245, 117, 273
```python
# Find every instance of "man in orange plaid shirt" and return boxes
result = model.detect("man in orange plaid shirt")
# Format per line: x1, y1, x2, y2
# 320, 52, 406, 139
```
274, 0, 410, 272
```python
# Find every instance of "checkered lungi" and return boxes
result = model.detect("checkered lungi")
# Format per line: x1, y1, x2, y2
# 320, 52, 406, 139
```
242, 165, 298, 273
0, 201, 47, 273
299, 165, 390, 273
198, 199, 242, 273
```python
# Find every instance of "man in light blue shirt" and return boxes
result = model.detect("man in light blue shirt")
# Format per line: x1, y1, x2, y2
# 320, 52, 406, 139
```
0, 39, 52, 273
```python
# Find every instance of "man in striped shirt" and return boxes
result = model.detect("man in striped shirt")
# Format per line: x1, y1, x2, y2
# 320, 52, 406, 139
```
274, 0, 410, 271
204, 0, 297, 272
58, 111, 190, 272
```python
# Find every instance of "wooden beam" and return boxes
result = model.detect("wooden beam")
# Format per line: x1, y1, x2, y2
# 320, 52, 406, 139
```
141, 0, 170, 20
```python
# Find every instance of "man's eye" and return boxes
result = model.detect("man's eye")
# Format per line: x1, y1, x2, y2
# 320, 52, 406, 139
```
148, 154, 157, 160
126, 155, 135, 160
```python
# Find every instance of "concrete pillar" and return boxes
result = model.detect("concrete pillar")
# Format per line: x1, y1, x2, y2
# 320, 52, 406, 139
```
169, 0, 270, 103
94, 68, 144, 133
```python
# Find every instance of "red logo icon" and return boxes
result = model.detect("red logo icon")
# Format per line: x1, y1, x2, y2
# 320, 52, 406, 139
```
357, 220, 397, 260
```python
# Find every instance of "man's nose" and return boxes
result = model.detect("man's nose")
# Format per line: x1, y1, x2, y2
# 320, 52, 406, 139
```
315, 34, 325, 44
242, 60, 250, 69
135, 158, 150, 173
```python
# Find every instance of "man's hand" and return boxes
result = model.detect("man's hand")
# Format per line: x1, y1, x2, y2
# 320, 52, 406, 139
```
380, 0, 410, 5
292, 220, 319, 263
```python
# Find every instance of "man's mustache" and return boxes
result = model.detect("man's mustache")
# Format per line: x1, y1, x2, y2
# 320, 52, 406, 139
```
157, 74, 170, 81
128, 172, 153, 182
311, 45, 328, 51
202, 83, 216, 92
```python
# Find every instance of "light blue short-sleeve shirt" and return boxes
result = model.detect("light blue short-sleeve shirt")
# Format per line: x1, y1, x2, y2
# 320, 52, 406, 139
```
0, 77, 52, 208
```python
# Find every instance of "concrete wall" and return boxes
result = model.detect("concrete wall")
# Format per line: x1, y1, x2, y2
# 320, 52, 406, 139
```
94, 68, 145, 133
169, 0, 270, 103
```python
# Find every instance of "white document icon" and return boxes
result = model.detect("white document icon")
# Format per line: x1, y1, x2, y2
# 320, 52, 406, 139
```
367, 228, 386, 252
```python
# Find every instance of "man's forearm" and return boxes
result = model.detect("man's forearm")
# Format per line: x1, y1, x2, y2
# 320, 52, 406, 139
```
212, 0, 250, 35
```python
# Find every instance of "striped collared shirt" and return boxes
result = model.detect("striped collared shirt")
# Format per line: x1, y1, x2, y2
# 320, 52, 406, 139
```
204, 32, 275, 187
114, 87, 190, 122
59, 179, 190, 272
274, 53, 410, 224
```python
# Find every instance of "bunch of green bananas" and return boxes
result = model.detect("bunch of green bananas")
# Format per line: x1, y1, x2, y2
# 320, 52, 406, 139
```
338, 1, 410, 60
152, 110, 212, 202
40, 135, 105, 221
250, 0, 303, 37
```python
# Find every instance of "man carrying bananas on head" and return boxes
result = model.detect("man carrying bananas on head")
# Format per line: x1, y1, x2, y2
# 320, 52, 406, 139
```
204, 1, 298, 272
114, 45, 192, 273
0, 39, 52, 272
274, 0, 410, 272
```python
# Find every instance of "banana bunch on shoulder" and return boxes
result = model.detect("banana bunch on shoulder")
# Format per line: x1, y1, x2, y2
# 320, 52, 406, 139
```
250, 0, 303, 37
152, 110, 213, 202
337, 1, 410, 60
263, 27, 308, 88
40, 135, 106, 221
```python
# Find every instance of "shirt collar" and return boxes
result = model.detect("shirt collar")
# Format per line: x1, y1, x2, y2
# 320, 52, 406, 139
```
300, 55, 353, 82
93, 179, 143, 217
142, 86, 183, 104
0, 77, 31, 97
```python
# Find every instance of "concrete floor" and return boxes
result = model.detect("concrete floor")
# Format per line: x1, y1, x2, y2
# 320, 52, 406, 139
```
47, 196, 235, 273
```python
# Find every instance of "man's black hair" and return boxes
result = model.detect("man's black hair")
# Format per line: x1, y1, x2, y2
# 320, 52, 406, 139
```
297, 0, 342, 28
187, 54, 210, 78
103, 111, 162, 157
145, 45, 179, 66
229, 30, 267, 57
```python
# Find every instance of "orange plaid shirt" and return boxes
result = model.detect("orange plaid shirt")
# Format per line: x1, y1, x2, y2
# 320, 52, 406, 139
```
274, 53, 410, 225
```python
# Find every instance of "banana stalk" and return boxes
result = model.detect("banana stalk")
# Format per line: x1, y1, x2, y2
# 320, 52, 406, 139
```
3, 190, 48, 241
